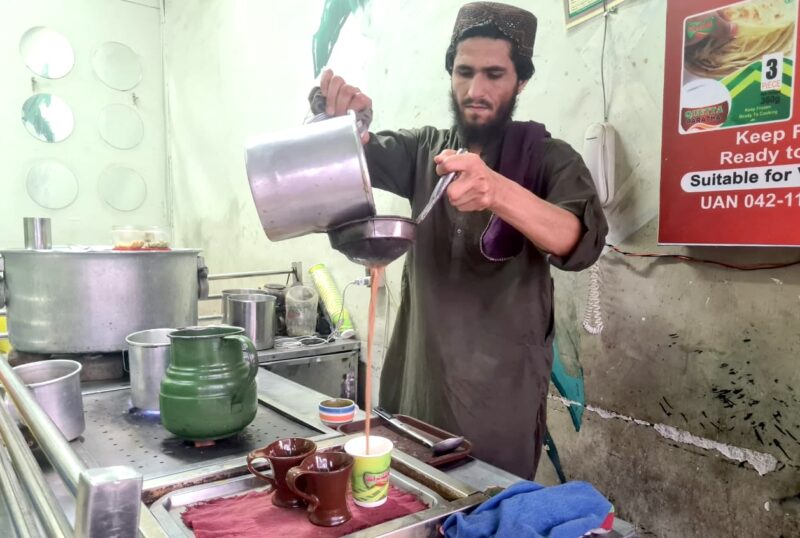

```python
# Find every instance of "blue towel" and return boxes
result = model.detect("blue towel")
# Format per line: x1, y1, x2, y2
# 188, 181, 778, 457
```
442, 481, 612, 538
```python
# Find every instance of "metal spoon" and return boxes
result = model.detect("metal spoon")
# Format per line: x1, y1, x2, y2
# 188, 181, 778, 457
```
373, 407, 464, 456
415, 148, 468, 225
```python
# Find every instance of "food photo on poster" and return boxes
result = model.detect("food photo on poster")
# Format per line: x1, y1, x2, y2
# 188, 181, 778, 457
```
681, 0, 795, 133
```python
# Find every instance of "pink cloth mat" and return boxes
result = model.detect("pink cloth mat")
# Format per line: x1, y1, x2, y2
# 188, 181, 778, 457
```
181, 485, 429, 538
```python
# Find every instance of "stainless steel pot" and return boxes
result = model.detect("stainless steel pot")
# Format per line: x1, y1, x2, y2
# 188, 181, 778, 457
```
0, 248, 209, 354
245, 111, 376, 241
220, 288, 268, 323
224, 294, 276, 350
125, 328, 174, 412
9, 360, 85, 441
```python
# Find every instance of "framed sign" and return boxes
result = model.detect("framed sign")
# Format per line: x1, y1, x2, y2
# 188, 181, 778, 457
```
660, 0, 800, 246
564, 0, 628, 28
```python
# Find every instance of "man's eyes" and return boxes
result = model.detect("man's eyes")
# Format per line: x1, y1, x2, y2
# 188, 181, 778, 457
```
455, 68, 506, 79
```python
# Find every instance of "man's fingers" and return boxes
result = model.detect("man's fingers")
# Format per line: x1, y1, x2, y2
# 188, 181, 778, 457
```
351, 92, 372, 114
325, 76, 345, 115
449, 186, 487, 211
446, 176, 477, 203
434, 149, 457, 164
435, 153, 472, 175
320, 69, 334, 95
335, 85, 360, 116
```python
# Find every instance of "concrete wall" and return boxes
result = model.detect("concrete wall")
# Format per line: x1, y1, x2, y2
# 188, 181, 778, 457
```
0, 0, 166, 249
163, 0, 800, 535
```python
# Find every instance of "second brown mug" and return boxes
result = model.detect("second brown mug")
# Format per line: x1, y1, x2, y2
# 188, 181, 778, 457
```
246, 437, 317, 508
285, 452, 354, 527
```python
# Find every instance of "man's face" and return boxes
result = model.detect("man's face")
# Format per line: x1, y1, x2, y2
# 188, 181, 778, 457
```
450, 37, 526, 145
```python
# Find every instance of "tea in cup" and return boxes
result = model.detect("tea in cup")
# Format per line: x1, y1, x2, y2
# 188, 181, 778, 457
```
344, 435, 393, 507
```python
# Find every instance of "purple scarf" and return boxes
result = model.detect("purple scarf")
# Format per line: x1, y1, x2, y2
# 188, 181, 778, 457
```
480, 120, 551, 261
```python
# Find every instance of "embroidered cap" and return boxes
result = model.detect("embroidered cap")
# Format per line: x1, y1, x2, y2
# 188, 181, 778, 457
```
450, 2, 537, 58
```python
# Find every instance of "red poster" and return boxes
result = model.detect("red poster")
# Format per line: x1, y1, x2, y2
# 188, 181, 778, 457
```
660, 0, 800, 246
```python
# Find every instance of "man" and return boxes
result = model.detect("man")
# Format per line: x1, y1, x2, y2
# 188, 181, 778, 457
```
315, 2, 608, 479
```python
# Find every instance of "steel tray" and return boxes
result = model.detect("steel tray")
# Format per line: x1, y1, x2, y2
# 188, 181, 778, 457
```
339, 415, 472, 468
150, 466, 487, 537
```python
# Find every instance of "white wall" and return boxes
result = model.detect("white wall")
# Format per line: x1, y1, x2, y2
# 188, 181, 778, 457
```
162, 0, 660, 378
0, 0, 166, 249
163, 1, 397, 372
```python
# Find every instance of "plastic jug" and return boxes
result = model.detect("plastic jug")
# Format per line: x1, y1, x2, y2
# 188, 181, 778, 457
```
285, 285, 319, 337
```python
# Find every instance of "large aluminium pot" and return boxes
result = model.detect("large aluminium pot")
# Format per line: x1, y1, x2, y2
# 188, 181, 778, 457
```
244, 111, 376, 241
0, 248, 208, 354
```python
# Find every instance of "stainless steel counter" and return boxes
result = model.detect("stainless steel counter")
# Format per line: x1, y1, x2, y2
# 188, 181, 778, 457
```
257, 337, 360, 363
3, 367, 636, 537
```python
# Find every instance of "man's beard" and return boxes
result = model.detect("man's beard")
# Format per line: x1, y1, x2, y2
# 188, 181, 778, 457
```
450, 90, 517, 148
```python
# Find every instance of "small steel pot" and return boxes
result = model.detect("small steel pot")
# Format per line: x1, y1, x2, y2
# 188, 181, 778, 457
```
9, 360, 85, 441
125, 328, 174, 413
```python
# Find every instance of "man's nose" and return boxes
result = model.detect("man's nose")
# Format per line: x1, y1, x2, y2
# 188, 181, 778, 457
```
467, 75, 489, 101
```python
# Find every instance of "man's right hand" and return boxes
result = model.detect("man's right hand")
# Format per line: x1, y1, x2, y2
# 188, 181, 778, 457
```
319, 69, 373, 143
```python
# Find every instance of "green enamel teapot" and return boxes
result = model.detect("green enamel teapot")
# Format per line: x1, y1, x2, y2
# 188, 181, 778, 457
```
160, 326, 258, 441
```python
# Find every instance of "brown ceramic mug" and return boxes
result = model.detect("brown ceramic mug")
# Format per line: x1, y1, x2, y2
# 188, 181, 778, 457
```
285, 452, 354, 527
246, 438, 317, 508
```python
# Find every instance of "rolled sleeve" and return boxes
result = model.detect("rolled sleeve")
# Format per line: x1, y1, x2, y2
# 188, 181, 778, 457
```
539, 140, 609, 271
548, 196, 607, 271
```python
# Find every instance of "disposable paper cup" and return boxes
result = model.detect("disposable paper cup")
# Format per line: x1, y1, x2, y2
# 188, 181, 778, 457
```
343, 435, 393, 507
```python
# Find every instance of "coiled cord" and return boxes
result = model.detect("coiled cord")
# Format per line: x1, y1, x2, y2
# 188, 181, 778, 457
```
582, 262, 604, 335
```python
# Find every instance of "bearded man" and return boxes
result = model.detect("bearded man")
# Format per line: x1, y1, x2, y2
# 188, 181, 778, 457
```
314, 1, 608, 478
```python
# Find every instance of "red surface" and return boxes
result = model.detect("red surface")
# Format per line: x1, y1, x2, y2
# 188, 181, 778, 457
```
181, 485, 428, 538
600, 511, 615, 530
660, 0, 800, 245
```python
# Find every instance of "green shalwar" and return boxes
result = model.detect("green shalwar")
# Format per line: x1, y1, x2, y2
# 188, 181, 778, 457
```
364, 125, 607, 479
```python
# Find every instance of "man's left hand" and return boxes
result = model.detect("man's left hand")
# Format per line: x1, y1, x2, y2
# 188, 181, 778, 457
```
434, 149, 504, 212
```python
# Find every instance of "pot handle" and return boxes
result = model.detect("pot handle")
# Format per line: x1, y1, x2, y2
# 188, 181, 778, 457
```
285, 467, 319, 511
246, 448, 277, 489
223, 334, 259, 403
197, 255, 209, 300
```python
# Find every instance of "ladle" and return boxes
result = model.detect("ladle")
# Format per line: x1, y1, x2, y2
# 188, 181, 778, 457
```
415, 148, 467, 225
373, 407, 465, 456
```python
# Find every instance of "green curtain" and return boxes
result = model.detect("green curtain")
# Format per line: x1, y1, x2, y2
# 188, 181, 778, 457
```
312, 0, 368, 77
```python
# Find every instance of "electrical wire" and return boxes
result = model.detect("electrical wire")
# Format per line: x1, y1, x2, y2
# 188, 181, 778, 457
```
606, 244, 800, 271
334, 281, 355, 335
273, 279, 360, 350
582, 3, 612, 335
579, 240, 799, 338
601, 0, 610, 122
